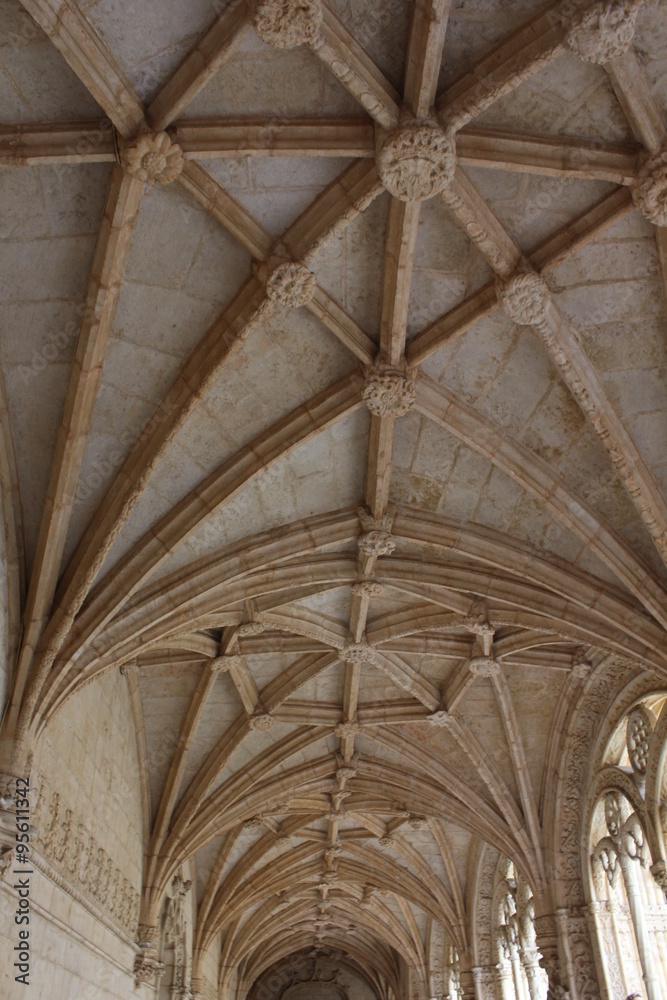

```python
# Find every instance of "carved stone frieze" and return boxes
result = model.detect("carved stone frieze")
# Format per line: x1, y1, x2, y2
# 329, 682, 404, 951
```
251, 0, 323, 49
265, 260, 317, 307
497, 271, 552, 327
562, 0, 643, 64
376, 120, 456, 202
30, 775, 140, 934
363, 364, 416, 417
632, 148, 667, 227
121, 132, 184, 185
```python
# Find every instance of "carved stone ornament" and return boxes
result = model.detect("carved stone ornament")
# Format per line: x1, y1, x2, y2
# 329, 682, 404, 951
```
376, 120, 456, 202
571, 648, 593, 679
334, 721, 359, 739
468, 655, 501, 679
249, 712, 274, 731
626, 704, 652, 774
463, 599, 495, 637
363, 364, 416, 417
121, 132, 184, 185
265, 260, 317, 306
351, 581, 384, 598
244, 815, 266, 829
238, 620, 266, 637
358, 529, 396, 557
340, 641, 379, 664
497, 271, 552, 327
650, 860, 667, 893
632, 148, 667, 227
428, 709, 452, 727
134, 950, 165, 987
251, 0, 323, 48
562, 0, 643, 64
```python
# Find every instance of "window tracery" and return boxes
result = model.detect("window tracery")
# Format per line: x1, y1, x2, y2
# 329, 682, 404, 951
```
589, 696, 667, 1000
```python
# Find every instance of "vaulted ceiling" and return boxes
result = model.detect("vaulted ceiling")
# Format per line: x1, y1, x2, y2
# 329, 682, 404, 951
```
1, 0, 666, 995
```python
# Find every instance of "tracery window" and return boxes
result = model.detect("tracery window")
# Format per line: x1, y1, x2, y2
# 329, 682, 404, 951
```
589, 697, 667, 1000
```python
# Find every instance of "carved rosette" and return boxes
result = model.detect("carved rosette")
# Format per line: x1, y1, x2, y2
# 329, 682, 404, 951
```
363, 365, 416, 417
632, 148, 667, 227
340, 642, 378, 664
497, 271, 552, 327
249, 713, 274, 731
252, 0, 322, 48
562, 0, 643, 64
266, 260, 317, 306
121, 132, 184, 185
376, 121, 456, 202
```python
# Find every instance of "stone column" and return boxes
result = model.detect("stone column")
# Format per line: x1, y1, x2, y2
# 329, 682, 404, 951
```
521, 951, 544, 1000
617, 852, 660, 1000
472, 965, 498, 999
458, 969, 476, 999
534, 913, 570, 999
494, 961, 514, 1000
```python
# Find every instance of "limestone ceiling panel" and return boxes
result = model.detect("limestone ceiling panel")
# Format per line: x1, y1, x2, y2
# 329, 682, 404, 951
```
0, 1, 102, 118
2, 0, 667, 992
186, 30, 364, 118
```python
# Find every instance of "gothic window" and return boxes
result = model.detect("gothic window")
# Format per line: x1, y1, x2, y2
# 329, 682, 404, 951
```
589, 696, 667, 1000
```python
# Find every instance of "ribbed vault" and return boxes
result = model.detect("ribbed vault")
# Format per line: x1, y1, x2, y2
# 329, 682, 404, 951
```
0, 0, 666, 997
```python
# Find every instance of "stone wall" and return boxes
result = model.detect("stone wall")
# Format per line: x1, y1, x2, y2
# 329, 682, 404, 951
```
0, 668, 144, 998
0, 867, 136, 999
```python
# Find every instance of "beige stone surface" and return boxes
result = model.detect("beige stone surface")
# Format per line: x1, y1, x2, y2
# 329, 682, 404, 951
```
0, 0, 666, 998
